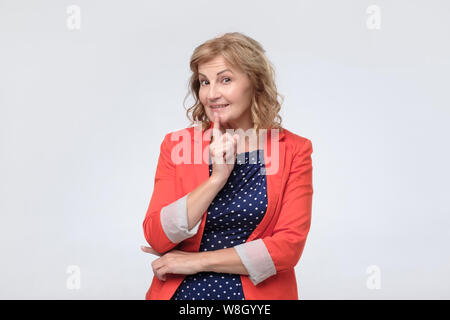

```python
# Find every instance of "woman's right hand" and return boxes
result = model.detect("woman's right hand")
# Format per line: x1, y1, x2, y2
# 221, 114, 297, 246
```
209, 113, 240, 185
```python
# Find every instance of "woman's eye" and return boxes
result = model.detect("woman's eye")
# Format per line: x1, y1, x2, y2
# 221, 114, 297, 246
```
199, 78, 230, 86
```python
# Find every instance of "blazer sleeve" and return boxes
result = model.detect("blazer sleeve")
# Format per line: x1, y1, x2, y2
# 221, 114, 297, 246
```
142, 133, 201, 254
234, 138, 313, 285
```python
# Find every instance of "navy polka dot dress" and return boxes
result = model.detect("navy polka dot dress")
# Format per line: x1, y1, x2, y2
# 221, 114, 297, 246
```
171, 149, 268, 300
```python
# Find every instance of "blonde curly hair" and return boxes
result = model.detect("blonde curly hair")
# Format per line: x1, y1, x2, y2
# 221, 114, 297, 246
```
183, 32, 284, 135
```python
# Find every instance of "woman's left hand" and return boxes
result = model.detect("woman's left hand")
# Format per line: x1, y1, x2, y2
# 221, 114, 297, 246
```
140, 246, 205, 281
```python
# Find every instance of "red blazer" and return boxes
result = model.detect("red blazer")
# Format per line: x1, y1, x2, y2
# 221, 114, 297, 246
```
143, 122, 313, 300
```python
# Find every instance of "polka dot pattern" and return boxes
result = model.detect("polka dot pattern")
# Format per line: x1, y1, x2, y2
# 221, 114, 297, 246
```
171, 149, 268, 300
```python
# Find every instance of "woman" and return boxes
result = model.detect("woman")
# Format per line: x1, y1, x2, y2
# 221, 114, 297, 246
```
141, 32, 313, 300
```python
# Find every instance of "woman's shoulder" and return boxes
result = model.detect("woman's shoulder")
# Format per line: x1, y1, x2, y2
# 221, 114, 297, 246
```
160, 126, 197, 146
280, 127, 312, 153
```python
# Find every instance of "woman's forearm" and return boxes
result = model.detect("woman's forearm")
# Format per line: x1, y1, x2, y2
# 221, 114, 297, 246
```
199, 247, 249, 276
186, 176, 226, 230
182, 175, 250, 276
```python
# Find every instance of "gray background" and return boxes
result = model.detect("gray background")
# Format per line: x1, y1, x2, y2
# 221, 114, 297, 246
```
1, 0, 449, 299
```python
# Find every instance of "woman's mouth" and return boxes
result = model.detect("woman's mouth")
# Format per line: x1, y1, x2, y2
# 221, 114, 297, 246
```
210, 104, 230, 110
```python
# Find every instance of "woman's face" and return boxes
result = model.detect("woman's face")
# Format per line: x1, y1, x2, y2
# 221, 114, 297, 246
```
198, 55, 255, 131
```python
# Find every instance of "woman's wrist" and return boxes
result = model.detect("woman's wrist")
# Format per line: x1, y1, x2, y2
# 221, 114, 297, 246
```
209, 175, 227, 189
197, 251, 214, 273
196, 248, 249, 275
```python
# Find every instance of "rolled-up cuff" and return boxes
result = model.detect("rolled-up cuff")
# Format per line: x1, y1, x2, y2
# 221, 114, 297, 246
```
234, 239, 277, 286
160, 193, 201, 243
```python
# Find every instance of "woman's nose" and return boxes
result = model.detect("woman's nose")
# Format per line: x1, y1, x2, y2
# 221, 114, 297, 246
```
207, 83, 221, 100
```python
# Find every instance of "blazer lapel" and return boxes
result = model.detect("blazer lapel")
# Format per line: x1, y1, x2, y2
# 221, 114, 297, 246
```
191, 123, 211, 185
248, 128, 285, 241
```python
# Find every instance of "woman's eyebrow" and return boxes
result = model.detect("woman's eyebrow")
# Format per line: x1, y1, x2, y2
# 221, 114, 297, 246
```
198, 69, 233, 77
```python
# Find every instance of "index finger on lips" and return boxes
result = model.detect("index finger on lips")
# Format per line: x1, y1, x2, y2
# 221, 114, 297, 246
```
212, 113, 222, 142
